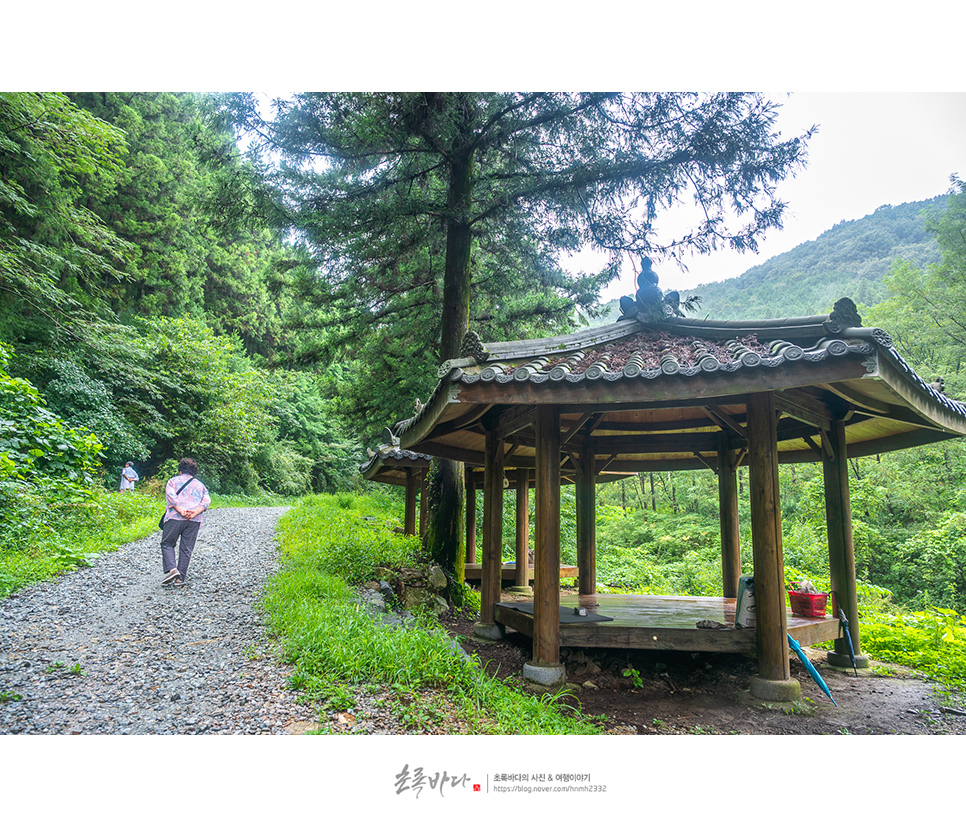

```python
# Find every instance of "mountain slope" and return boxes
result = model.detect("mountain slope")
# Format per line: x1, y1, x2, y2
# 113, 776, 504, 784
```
685, 196, 945, 320
588, 194, 946, 326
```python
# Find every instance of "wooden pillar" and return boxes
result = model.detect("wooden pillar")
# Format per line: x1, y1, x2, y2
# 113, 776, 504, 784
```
465, 466, 477, 564
746, 392, 798, 700
514, 469, 531, 588
824, 418, 869, 668
418, 471, 428, 536
404, 469, 417, 536
576, 441, 597, 608
718, 437, 741, 599
478, 430, 504, 632
528, 405, 563, 682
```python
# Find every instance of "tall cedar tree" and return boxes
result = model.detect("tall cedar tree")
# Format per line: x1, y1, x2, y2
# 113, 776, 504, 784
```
239, 92, 813, 578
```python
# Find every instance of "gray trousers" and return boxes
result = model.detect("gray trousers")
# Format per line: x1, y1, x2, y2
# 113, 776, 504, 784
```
160, 519, 201, 580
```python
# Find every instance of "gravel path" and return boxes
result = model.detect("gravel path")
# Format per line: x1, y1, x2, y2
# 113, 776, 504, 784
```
0, 507, 325, 735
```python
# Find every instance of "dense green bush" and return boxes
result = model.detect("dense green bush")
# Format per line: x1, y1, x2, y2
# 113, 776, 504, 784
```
862, 604, 966, 692
0, 344, 102, 483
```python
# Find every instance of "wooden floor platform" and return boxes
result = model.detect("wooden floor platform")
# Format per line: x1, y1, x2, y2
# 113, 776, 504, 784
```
494, 593, 840, 653
463, 562, 579, 584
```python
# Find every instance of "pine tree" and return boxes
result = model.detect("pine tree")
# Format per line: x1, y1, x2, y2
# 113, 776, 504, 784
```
236, 92, 813, 576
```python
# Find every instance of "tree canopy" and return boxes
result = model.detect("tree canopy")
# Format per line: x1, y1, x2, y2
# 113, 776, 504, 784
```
232, 92, 813, 437
1, 92, 363, 494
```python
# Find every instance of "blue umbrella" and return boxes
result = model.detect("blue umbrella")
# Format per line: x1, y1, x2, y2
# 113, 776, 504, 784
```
837, 607, 859, 676
787, 633, 837, 705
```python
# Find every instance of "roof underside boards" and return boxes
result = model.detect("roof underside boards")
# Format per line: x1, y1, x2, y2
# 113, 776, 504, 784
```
396, 300, 966, 473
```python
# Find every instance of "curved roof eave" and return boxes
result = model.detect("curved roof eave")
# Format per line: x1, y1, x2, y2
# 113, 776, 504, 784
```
397, 299, 966, 459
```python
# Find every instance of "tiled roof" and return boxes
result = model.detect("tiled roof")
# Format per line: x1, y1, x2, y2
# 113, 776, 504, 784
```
359, 444, 432, 482
393, 298, 966, 468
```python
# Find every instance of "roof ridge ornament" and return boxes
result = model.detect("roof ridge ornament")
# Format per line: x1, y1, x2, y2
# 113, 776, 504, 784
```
617, 256, 700, 323
460, 330, 490, 363
826, 298, 863, 333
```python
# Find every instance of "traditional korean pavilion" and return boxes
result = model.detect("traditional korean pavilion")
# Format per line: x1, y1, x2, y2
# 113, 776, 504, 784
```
393, 295, 966, 700
359, 439, 433, 536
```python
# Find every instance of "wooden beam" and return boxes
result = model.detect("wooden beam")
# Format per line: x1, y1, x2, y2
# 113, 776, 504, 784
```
418, 470, 427, 536
802, 435, 823, 460
431, 404, 493, 439
404, 469, 417, 537
819, 429, 835, 461
590, 431, 727, 455
409, 440, 485, 466
583, 415, 716, 433
492, 405, 536, 441
576, 440, 597, 607
718, 439, 741, 599
465, 466, 477, 564
703, 406, 747, 439
774, 389, 834, 431
825, 382, 890, 414
596, 453, 618, 475
560, 412, 596, 446
693, 451, 718, 475
824, 419, 867, 668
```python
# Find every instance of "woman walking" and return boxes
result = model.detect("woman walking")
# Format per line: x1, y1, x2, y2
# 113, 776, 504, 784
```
160, 458, 210, 588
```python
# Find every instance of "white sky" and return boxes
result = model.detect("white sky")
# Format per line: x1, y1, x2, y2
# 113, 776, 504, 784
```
587, 92, 966, 299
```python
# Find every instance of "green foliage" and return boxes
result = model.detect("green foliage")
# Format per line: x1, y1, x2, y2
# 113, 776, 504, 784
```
867, 178, 966, 392
0, 92, 131, 340
1, 91, 352, 499
0, 343, 102, 483
862, 605, 966, 692
66, 93, 293, 357
276, 493, 424, 584
0, 343, 162, 595
882, 511, 966, 610
265, 493, 599, 734
0, 484, 164, 599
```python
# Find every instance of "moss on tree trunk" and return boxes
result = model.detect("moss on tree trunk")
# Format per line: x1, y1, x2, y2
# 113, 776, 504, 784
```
423, 457, 466, 595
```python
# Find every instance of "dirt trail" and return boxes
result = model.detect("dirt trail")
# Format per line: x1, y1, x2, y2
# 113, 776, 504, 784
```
440, 605, 966, 735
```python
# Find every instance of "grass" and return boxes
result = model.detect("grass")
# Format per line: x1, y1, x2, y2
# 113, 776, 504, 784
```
263, 492, 600, 734
0, 485, 166, 598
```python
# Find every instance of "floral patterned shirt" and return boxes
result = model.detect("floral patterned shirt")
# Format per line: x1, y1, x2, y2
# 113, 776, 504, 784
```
163, 473, 211, 526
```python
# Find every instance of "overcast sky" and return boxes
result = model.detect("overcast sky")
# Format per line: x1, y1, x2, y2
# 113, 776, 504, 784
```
593, 92, 966, 299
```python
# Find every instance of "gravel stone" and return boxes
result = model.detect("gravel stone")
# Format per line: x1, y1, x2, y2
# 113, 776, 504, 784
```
0, 507, 324, 735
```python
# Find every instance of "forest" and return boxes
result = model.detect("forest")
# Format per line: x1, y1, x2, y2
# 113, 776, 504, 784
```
3, 93, 966, 689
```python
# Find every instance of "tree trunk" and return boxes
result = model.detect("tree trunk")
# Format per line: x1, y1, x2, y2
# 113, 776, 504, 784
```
423, 135, 474, 583
423, 457, 465, 586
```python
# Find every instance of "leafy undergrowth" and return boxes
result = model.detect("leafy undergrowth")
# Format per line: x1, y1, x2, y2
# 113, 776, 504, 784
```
0, 482, 164, 598
264, 493, 599, 734
860, 601, 966, 693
